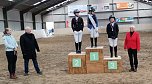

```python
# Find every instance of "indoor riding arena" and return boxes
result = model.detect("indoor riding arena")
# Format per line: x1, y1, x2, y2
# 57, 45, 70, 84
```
0, 0, 152, 84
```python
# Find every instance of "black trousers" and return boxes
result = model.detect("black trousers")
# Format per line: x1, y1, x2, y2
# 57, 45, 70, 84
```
6, 51, 17, 74
128, 48, 138, 69
24, 58, 40, 73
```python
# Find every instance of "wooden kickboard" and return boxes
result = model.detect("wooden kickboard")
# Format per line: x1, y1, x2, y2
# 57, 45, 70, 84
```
103, 56, 123, 73
68, 52, 87, 74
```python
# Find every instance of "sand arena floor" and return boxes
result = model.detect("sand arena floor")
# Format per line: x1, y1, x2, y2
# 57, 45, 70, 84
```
0, 32, 152, 84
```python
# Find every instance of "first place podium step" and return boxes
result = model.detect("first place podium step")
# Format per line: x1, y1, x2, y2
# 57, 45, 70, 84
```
85, 46, 104, 73
85, 46, 104, 63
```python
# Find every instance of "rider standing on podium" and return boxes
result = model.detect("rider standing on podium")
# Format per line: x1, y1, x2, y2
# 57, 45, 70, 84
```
106, 15, 119, 58
71, 9, 84, 53
87, 7, 99, 48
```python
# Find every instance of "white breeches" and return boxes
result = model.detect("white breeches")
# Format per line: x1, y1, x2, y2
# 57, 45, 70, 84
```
108, 38, 118, 47
88, 28, 99, 38
74, 31, 83, 43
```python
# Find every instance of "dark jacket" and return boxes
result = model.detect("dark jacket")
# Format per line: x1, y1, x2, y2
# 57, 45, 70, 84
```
20, 33, 40, 59
88, 14, 98, 29
106, 22, 119, 38
71, 17, 84, 32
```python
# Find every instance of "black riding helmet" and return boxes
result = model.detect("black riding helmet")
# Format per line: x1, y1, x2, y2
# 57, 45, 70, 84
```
89, 7, 95, 12
109, 15, 116, 21
73, 9, 80, 14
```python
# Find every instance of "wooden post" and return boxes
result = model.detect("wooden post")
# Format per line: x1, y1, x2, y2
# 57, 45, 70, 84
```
85, 46, 104, 73
68, 52, 86, 74
103, 56, 123, 73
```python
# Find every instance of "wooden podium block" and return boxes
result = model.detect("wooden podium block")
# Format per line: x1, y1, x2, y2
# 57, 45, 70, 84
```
85, 46, 104, 73
68, 52, 86, 74
85, 46, 104, 64
103, 56, 123, 73
86, 63, 104, 73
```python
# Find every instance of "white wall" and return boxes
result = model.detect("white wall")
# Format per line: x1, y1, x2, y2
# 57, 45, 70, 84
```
0, 8, 42, 31
0, 7, 3, 19
24, 12, 33, 29
0, 21, 4, 31
35, 15, 42, 30
24, 12, 42, 30
7, 9, 21, 31
43, 0, 152, 29
0, 7, 4, 32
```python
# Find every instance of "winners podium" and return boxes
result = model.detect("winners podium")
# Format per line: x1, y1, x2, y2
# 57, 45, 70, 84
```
85, 46, 104, 73
68, 46, 123, 74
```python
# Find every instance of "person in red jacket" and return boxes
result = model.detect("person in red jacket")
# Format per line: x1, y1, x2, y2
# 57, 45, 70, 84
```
124, 25, 140, 72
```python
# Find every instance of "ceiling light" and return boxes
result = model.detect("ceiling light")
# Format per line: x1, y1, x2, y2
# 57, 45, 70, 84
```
46, 9, 50, 11
8, 0, 13, 1
54, 5, 58, 7
61, 2, 64, 4
57, 4, 61, 6
45, 0, 71, 11
50, 7, 54, 9
33, 2, 41, 6
41, 0, 46, 2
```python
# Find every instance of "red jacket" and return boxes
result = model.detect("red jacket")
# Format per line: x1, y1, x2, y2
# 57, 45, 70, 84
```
124, 32, 140, 51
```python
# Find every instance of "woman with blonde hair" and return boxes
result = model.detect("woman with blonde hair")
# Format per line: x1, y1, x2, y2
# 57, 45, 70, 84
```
124, 26, 140, 72
2, 28, 18, 79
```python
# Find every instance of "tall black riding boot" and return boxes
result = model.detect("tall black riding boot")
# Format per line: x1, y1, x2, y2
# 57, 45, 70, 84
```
95, 38, 97, 47
114, 46, 118, 57
78, 42, 82, 53
110, 46, 113, 58
75, 42, 78, 53
90, 38, 93, 47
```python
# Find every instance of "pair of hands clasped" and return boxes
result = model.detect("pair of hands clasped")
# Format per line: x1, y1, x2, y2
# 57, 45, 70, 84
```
13, 48, 18, 51
88, 27, 99, 33
95, 27, 99, 32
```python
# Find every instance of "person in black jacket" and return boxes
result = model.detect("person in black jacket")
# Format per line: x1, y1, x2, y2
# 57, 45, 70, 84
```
106, 15, 119, 57
71, 9, 84, 53
20, 27, 42, 76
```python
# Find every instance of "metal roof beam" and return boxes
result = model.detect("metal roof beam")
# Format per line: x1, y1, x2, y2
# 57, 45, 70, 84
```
5, 0, 28, 11
41, 0, 78, 15
33, 0, 66, 15
21, 0, 50, 14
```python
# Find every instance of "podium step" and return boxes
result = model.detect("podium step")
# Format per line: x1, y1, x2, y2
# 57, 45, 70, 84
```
85, 46, 104, 49
86, 63, 104, 73
103, 56, 123, 73
68, 52, 86, 74
85, 46, 104, 73
86, 46, 104, 64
